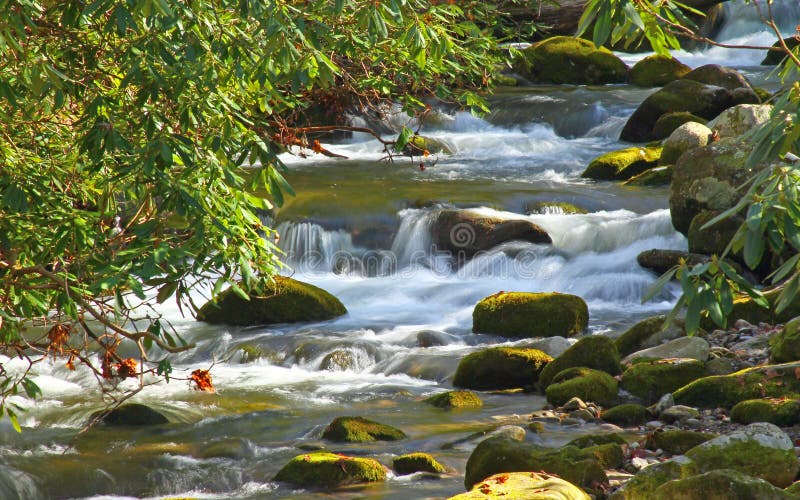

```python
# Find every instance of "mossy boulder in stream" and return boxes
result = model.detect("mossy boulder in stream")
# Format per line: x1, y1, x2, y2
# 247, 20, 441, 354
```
628, 54, 691, 87
453, 347, 553, 390
653, 469, 795, 500
581, 146, 662, 181
539, 335, 621, 389
274, 452, 386, 487
472, 292, 588, 338
623, 166, 673, 187
450, 471, 590, 500
730, 398, 800, 426
463, 436, 607, 490
424, 390, 483, 409
545, 367, 618, 407
321, 416, 407, 442
620, 358, 707, 403
95, 404, 169, 426
687, 209, 743, 255
770, 316, 800, 363
674, 362, 800, 408
614, 315, 669, 357
393, 453, 446, 475
611, 458, 687, 499
514, 36, 628, 85
601, 403, 650, 426
652, 112, 707, 140
196, 276, 346, 326
648, 429, 716, 455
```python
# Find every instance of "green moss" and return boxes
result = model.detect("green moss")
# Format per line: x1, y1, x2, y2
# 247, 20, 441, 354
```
754, 87, 773, 102
528, 421, 546, 434
539, 335, 621, 389
274, 452, 386, 487
654, 469, 794, 499
650, 430, 716, 455
652, 112, 708, 140
730, 398, 800, 426
687, 209, 742, 255
196, 276, 347, 326
515, 36, 628, 85
620, 359, 707, 403
623, 166, 673, 187
494, 74, 519, 87
453, 347, 553, 391
566, 433, 628, 449
464, 436, 607, 489
401, 135, 453, 156
686, 437, 799, 488
525, 201, 588, 215
785, 481, 800, 496
629, 55, 691, 87
321, 416, 407, 443
451, 471, 591, 500
545, 367, 618, 407
602, 404, 650, 426
674, 363, 800, 408
579, 443, 624, 469
615, 315, 668, 357
424, 390, 483, 409
393, 453, 446, 475
771, 317, 800, 363
472, 292, 588, 338
581, 146, 662, 181
612, 459, 687, 499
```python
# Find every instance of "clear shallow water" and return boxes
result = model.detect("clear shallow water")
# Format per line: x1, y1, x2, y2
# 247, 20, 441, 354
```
1, 4, 797, 498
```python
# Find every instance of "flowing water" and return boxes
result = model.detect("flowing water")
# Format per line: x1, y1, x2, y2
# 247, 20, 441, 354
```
2, 2, 798, 498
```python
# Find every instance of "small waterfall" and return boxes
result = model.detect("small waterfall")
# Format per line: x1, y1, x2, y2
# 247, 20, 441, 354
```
275, 221, 355, 272
718, 0, 800, 41
390, 209, 437, 266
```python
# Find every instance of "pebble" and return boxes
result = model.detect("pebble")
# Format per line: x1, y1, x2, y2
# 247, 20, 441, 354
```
645, 420, 664, 430
660, 405, 699, 423
630, 457, 650, 471
654, 393, 674, 414
562, 397, 587, 411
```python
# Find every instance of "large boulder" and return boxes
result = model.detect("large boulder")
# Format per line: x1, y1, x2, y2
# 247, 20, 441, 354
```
620, 358, 707, 403
659, 122, 713, 166
622, 336, 710, 364
686, 209, 743, 255
762, 37, 800, 65
449, 471, 590, 500
514, 36, 628, 85
539, 335, 621, 388
581, 146, 662, 181
648, 429, 715, 455
652, 112, 707, 140
730, 398, 800, 426
653, 469, 794, 499
463, 436, 606, 490
274, 452, 386, 487
453, 347, 553, 390
685, 422, 800, 488
545, 367, 618, 407
683, 64, 756, 94
707, 104, 773, 139
432, 210, 551, 262
770, 316, 800, 363
321, 416, 407, 442
472, 292, 588, 338
611, 458, 687, 499
628, 54, 691, 87
196, 276, 347, 326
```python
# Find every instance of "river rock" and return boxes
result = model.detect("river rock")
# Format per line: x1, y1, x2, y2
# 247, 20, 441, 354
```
770, 316, 800, 363
274, 452, 386, 487
450, 471, 590, 500
761, 37, 800, 65
526, 336, 576, 358
581, 146, 662, 181
674, 361, 800, 408
539, 335, 621, 388
622, 336, 710, 364
453, 347, 552, 390
472, 291, 588, 338
95, 403, 169, 426
683, 64, 756, 93
393, 453, 446, 475
653, 469, 794, 499
652, 112, 708, 140
514, 36, 628, 85
424, 390, 483, 409
659, 122, 713, 166
628, 54, 691, 87
649, 429, 714, 455
686, 209, 743, 255
545, 367, 618, 407
525, 201, 587, 215
636, 249, 711, 276
659, 405, 700, 424
611, 457, 688, 498
685, 422, 799, 487
321, 416, 406, 442
601, 404, 650, 426
196, 276, 347, 326
730, 398, 800, 426
620, 358, 707, 403
432, 210, 551, 262
320, 350, 356, 371
707, 104, 773, 139
463, 436, 607, 489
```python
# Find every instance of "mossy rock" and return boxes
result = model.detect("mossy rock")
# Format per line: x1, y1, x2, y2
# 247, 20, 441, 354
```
601, 404, 650, 426
319, 350, 356, 371
652, 112, 708, 140
687, 209, 742, 256
94, 404, 169, 426
730, 398, 800, 426
629, 55, 691, 87
649, 430, 716, 455
424, 390, 483, 409
238, 344, 267, 364
463, 436, 607, 490
762, 38, 800, 65
623, 166, 673, 187
401, 135, 453, 156
274, 452, 386, 488
545, 367, 618, 407
674, 362, 800, 408
321, 416, 407, 443
514, 36, 628, 85
620, 358, 707, 403
566, 433, 628, 449
637, 250, 712, 276
770, 316, 800, 363
578, 443, 624, 469
581, 146, 662, 181
525, 201, 588, 215
393, 453, 446, 475
472, 292, 588, 339
196, 276, 347, 326
683, 64, 756, 93
614, 315, 668, 357
653, 469, 795, 500
450, 471, 591, 500
453, 347, 553, 391
539, 335, 621, 389
685, 423, 799, 488
786, 481, 800, 496
611, 459, 687, 499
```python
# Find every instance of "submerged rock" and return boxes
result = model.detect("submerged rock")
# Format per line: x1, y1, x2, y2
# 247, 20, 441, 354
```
628, 54, 691, 87
545, 367, 618, 407
674, 362, 800, 408
453, 347, 552, 390
450, 471, 590, 500
620, 358, 707, 403
514, 36, 628, 85
196, 276, 347, 326
472, 292, 588, 338
424, 390, 483, 409
539, 335, 621, 389
95, 404, 168, 426
274, 452, 386, 487
730, 398, 800, 426
393, 453, 446, 475
581, 146, 662, 181
321, 416, 407, 443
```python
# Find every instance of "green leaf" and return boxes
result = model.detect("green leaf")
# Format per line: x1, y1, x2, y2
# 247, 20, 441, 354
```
6, 408, 21, 433
642, 267, 677, 303
395, 126, 413, 152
